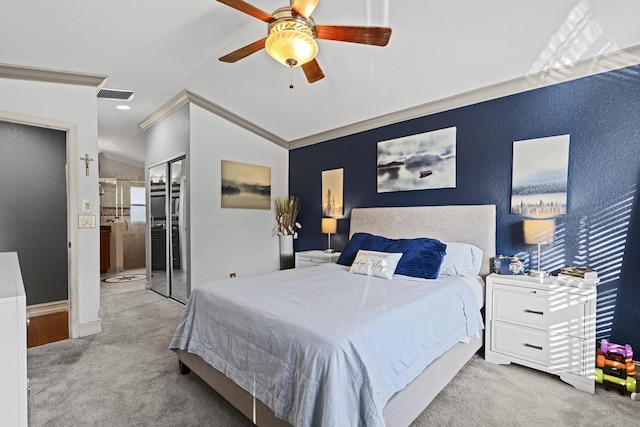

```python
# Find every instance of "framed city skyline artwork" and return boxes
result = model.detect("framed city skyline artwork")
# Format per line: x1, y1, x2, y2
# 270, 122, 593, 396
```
511, 134, 570, 216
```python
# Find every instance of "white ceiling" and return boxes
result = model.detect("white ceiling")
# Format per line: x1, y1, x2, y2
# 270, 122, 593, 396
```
2, 0, 639, 166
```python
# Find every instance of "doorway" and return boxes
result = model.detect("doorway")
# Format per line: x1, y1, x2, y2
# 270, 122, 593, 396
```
149, 156, 189, 303
0, 120, 69, 346
99, 177, 146, 272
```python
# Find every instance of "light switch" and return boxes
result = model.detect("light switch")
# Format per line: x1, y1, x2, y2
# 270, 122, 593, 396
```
78, 214, 96, 229
82, 199, 92, 213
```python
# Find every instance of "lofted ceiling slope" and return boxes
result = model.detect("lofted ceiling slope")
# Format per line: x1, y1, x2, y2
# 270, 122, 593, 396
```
1, 0, 639, 166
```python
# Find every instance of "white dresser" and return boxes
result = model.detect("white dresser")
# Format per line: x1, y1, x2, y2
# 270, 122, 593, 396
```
0, 252, 28, 426
485, 273, 597, 393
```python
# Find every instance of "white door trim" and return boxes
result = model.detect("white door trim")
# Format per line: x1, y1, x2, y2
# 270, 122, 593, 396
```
0, 110, 80, 338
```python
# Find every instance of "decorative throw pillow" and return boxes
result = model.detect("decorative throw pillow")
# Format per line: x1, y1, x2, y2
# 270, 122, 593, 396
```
349, 250, 403, 280
337, 232, 447, 279
439, 242, 484, 276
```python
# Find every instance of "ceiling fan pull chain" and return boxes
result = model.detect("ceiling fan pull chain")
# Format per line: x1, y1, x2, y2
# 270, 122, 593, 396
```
287, 58, 296, 89
289, 65, 294, 89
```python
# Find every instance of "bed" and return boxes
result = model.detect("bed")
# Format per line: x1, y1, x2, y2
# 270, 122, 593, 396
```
170, 205, 496, 427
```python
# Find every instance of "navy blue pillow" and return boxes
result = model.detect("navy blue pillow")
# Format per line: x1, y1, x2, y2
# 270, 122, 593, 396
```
337, 232, 447, 279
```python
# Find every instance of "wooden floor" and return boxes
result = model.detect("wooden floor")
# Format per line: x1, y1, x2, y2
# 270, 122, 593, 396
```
27, 311, 69, 348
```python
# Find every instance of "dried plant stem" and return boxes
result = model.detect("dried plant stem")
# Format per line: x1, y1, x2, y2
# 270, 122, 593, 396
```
274, 196, 302, 237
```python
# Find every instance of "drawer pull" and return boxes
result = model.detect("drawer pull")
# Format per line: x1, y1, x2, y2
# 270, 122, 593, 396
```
524, 309, 544, 316
524, 343, 543, 351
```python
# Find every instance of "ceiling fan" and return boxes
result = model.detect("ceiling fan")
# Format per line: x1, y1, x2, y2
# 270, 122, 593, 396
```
217, 0, 392, 87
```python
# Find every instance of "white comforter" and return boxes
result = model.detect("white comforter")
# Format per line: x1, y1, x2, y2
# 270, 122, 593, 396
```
169, 264, 484, 427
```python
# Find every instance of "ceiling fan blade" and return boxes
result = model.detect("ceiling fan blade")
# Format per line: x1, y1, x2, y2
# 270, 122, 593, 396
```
219, 38, 267, 63
292, 0, 320, 19
315, 25, 392, 46
302, 59, 325, 83
217, 0, 274, 23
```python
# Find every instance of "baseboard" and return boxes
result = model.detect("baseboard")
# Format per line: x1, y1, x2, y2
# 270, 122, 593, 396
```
27, 300, 68, 317
78, 319, 102, 337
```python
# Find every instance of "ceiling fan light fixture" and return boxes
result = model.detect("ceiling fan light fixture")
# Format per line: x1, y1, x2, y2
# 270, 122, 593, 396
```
216, 1, 391, 84
265, 12, 317, 67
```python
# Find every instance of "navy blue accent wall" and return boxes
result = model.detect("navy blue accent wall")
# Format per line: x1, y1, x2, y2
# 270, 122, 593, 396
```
290, 65, 640, 352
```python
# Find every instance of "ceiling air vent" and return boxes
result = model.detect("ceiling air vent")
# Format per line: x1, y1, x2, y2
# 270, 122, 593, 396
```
97, 88, 135, 101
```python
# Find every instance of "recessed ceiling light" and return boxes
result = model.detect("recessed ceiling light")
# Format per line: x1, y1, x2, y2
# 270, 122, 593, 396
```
116, 105, 131, 110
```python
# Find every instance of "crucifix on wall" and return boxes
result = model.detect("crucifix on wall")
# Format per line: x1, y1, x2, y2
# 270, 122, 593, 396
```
80, 153, 94, 176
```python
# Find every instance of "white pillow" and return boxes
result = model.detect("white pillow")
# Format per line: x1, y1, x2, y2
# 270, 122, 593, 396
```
349, 250, 403, 280
439, 242, 484, 276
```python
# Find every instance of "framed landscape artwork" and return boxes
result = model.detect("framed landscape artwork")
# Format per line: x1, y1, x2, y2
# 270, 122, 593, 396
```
321, 168, 343, 217
221, 160, 271, 210
511, 134, 570, 216
377, 127, 457, 193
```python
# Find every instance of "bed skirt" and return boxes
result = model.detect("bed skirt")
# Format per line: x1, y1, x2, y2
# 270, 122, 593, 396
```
176, 332, 483, 427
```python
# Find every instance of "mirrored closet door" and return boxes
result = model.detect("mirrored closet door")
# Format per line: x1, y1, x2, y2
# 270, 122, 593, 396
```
169, 158, 188, 303
149, 163, 169, 296
148, 156, 189, 302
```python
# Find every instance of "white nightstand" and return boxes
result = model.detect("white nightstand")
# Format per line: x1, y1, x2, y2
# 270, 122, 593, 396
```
484, 273, 597, 393
295, 250, 341, 268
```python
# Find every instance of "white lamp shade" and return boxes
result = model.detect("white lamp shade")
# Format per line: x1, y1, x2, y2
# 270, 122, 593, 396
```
321, 217, 337, 234
523, 219, 555, 245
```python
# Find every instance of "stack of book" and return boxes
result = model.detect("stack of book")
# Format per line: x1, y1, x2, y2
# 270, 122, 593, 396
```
558, 266, 598, 280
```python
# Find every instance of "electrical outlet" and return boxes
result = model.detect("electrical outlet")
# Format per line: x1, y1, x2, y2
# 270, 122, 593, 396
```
229, 273, 236, 278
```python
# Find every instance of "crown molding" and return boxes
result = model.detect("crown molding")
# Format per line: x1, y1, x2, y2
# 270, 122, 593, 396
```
289, 44, 640, 150
138, 90, 190, 130
139, 89, 289, 149
185, 91, 288, 149
0, 63, 107, 88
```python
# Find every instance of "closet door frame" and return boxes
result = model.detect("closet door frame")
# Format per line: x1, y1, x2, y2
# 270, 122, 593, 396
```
167, 157, 189, 303
147, 154, 189, 301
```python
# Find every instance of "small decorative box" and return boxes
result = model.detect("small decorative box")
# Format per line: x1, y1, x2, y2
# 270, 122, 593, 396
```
492, 256, 525, 275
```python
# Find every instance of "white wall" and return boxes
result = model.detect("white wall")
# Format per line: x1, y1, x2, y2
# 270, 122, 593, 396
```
0, 78, 101, 336
145, 104, 190, 167
99, 153, 144, 178
189, 104, 288, 288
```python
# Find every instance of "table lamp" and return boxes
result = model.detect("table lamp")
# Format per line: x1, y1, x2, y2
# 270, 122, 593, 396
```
523, 219, 555, 278
321, 217, 337, 253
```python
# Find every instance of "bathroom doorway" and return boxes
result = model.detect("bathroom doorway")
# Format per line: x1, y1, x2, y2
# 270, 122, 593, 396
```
99, 176, 146, 279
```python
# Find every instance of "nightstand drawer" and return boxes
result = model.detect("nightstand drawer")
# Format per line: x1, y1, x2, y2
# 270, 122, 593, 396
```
295, 251, 341, 268
493, 287, 586, 337
491, 322, 584, 375
296, 257, 324, 268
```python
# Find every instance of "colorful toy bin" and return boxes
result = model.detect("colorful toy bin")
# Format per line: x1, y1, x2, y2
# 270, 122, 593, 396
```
492, 256, 526, 275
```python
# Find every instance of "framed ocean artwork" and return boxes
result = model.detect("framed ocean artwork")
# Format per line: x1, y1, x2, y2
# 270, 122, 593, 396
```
377, 127, 456, 193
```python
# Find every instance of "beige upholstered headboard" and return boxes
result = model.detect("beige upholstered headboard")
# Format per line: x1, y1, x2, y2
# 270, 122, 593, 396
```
349, 205, 496, 277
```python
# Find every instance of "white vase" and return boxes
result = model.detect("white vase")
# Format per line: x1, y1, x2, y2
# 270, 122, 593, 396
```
279, 235, 295, 270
